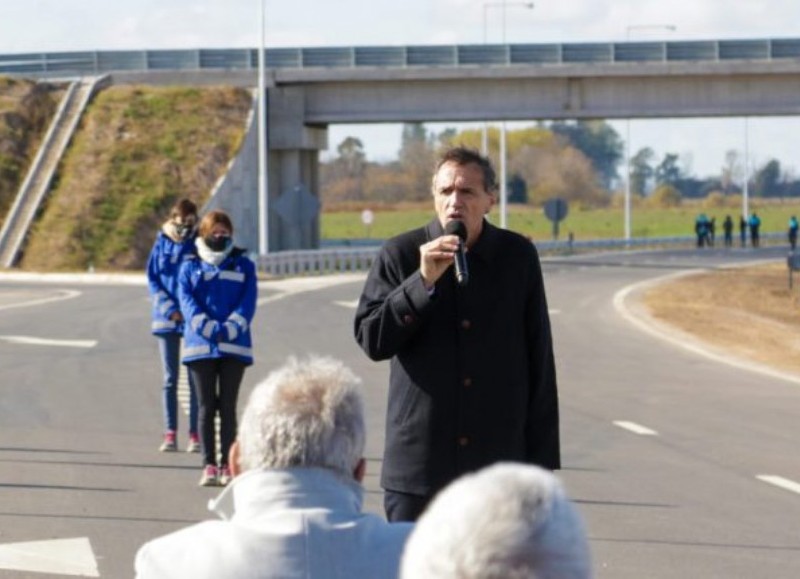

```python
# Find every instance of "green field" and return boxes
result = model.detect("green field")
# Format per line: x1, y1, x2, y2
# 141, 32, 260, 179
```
322, 201, 800, 243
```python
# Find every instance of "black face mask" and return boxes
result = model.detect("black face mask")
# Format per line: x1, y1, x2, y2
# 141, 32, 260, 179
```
172, 217, 196, 240
176, 225, 193, 240
204, 235, 231, 252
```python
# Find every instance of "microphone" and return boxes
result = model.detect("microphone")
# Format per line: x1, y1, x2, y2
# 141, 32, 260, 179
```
444, 220, 469, 287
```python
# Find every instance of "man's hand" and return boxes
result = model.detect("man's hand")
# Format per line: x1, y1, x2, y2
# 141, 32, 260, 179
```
169, 311, 184, 323
419, 234, 460, 289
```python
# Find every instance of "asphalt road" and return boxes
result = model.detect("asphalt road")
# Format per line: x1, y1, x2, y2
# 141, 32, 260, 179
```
0, 246, 799, 577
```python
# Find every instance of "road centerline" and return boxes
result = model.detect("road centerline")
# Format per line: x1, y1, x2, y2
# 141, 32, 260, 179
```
613, 420, 659, 436
757, 475, 800, 495
0, 335, 97, 348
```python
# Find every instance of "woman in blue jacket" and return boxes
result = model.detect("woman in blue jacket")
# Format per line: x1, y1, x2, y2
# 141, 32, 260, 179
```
178, 209, 258, 487
146, 198, 200, 454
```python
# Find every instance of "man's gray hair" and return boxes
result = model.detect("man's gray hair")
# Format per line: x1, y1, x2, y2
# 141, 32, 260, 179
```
401, 463, 592, 579
237, 355, 366, 477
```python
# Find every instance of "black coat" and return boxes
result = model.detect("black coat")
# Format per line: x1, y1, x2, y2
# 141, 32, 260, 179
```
354, 219, 560, 496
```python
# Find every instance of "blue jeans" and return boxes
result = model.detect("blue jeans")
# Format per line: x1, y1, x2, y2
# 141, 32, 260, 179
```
157, 333, 198, 434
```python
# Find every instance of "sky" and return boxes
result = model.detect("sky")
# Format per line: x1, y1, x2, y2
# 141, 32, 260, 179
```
3, 0, 800, 181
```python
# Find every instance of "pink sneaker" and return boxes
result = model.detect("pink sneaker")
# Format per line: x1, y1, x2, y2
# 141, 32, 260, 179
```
159, 431, 177, 452
199, 465, 218, 487
218, 465, 232, 486
186, 433, 201, 453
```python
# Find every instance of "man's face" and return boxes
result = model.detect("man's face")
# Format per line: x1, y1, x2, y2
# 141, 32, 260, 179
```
432, 161, 496, 247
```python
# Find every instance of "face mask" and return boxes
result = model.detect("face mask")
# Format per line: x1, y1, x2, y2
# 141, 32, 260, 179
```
204, 235, 231, 252
172, 217, 196, 240
175, 224, 193, 240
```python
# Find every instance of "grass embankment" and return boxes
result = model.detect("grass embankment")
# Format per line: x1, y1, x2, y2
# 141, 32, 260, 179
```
322, 201, 800, 242
19, 85, 252, 271
643, 262, 800, 377
0, 77, 64, 220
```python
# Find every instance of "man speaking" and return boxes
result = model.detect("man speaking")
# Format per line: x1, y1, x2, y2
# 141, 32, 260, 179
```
354, 146, 560, 522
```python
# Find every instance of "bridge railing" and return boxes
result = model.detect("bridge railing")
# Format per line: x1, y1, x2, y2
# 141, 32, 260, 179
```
254, 232, 786, 275
3, 38, 800, 76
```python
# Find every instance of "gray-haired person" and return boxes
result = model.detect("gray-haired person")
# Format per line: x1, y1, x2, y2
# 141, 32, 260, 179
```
135, 355, 414, 578
401, 463, 592, 579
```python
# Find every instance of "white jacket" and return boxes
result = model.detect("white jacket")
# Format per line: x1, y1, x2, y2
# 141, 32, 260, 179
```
135, 468, 413, 579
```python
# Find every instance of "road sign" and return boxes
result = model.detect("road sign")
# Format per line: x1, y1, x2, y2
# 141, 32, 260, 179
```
543, 198, 569, 240
274, 184, 320, 225
543, 198, 569, 223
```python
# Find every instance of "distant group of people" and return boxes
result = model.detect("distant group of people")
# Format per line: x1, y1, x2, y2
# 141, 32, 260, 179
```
695, 212, 762, 248
695, 211, 800, 250
137, 147, 589, 577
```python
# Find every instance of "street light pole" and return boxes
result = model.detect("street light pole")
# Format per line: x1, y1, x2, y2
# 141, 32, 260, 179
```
743, 116, 750, 222
624, 119, 631, 240
499, 0, 510, 229
623, 24, 676, 242
481, 1, 533, 228
257, 0, 269, 256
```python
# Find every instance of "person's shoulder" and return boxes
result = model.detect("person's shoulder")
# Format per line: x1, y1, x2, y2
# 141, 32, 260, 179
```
355, 515, 415, 556
228, 248, 257, 269
384, 225, 428, 249
178, 254, 200, 274
490, 224, 538, 254
150, 231, 169, 249
135, 521, 227, 575
377, 225, 429, 264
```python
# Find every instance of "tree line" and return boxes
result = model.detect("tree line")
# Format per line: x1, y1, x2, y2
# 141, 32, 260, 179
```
320, 120, 800, 208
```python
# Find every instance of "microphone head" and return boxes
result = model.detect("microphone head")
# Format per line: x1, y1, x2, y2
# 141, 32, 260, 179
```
444, 220, 468, 242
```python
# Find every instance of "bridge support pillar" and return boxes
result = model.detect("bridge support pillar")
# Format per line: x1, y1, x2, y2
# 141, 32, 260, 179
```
206, 86, 327, 254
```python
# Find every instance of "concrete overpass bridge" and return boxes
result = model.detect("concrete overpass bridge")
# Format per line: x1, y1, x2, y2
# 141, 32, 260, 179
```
3, 38, 800, 252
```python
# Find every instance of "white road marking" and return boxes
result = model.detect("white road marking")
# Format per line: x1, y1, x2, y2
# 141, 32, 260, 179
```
757, 475, 800, 495
0, 335, 97, 348
257, 273, 366, 305
0, 291, 96, 348
0, 289, 81, 311
613, 270, 800, 387
549, 309, 560, 315
0, 537, 99, 577
613, 420, 659, 436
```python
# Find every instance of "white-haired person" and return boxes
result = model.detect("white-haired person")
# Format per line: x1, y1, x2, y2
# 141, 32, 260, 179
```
135, 355, 414, 579
401, 463, 592, 579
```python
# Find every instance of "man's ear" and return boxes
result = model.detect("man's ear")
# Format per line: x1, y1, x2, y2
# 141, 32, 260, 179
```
353, 458, 366, 483
229, 441, 242, 477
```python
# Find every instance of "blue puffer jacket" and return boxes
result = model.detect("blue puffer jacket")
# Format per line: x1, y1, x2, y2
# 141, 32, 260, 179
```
178, 248, 258, 366
147, 231, 198, 336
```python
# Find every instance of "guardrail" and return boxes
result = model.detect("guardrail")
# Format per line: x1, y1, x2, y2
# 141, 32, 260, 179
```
255, 232, 787, 275
788, 251, 800, 289
2, 38, 800, 76
256, 247, 379, 276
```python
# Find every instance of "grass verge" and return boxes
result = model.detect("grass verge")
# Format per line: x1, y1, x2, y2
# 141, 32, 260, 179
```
642, 261, 800, 377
